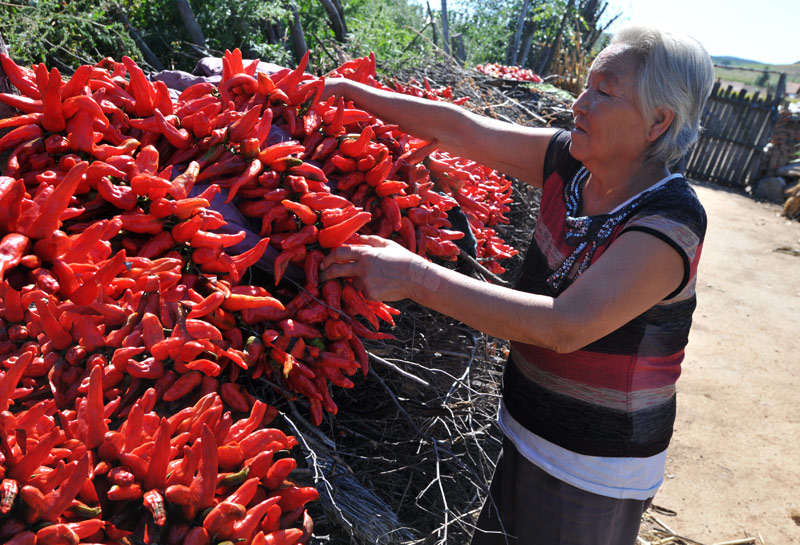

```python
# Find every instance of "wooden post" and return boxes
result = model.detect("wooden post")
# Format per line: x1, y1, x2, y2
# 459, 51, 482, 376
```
440, 0, 450, 55
115, 7, 165, 71
451, 33, 465, 66
319, 0, 347, 42
331, 0, 348, 33
288, 4, 309, 65
775, 73, 787, 104
509, 0, 531, 65
536, 0, 574, 76
174, 0, 206, 48
426, 1, 438, 47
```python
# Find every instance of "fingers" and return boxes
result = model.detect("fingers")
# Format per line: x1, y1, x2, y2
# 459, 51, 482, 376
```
319, 260, 360, 283
352, 234, 391, 248
320, 245, 363, 270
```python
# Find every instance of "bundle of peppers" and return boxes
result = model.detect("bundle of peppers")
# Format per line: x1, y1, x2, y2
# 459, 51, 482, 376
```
0, 47, 518, 543
474, 62, 543, 83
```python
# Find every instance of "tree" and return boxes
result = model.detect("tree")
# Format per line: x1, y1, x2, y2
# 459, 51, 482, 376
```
288, 3, 309, 63
536, 0, 574, 75
440, 0, 450, 54
508, 0, 531, 65
175, 0, 206, 48
319, 0, 347, 42
755, 70, 770, 88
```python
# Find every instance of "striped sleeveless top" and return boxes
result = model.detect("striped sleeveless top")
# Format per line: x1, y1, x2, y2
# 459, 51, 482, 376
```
502, 130, 707, 458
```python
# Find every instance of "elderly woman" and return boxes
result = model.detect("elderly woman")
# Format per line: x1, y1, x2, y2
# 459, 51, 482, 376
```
321, 26, 715, 544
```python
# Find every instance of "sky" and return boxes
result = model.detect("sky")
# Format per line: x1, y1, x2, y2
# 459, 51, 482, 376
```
602, 0, 799, 65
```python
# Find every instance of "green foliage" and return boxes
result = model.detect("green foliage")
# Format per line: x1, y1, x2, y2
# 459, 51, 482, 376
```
0, 0, 138, 71
0, 0, 611, 82
449, 0, 520, 65
338, 0, 436, 73
125, 0, 292, 71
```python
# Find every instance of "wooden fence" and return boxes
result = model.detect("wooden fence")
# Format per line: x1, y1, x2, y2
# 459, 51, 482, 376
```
683, 79, 784, 188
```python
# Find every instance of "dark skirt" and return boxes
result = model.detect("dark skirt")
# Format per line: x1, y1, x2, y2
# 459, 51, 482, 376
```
470, 437, 653, 545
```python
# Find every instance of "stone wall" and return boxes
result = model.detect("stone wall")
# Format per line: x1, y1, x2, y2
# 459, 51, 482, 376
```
766, 110, 800, 173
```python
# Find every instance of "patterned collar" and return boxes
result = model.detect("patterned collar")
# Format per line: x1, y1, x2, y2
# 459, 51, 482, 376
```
546, 167, 675, 291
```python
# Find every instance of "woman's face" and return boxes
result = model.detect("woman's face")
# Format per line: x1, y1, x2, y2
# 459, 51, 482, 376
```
570, 45, 651, 168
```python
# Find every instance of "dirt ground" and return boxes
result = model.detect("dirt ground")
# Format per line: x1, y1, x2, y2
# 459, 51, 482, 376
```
647, 180, 800, 544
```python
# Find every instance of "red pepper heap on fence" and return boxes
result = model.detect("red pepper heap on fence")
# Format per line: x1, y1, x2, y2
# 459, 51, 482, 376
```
0, 47, 519, 543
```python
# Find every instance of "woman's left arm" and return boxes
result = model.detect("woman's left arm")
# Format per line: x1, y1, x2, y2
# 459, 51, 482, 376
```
320, 231, 685, 353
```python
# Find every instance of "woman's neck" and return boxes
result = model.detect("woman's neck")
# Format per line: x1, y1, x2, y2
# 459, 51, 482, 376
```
580, 160, 670, 216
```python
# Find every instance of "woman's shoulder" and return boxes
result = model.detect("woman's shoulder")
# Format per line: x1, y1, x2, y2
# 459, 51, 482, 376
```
632, 176, 707, 237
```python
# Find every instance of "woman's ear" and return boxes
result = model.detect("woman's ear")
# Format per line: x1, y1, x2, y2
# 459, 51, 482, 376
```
646, 106, 675, 142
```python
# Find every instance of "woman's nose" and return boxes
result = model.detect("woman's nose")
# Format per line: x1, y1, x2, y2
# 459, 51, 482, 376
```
572, 90, 589, 116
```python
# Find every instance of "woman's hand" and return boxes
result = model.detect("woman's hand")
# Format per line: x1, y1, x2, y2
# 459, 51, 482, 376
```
319, 235, 427, 302
319, 77, 352, 102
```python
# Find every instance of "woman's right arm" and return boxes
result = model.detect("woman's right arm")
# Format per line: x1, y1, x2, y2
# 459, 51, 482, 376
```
323, 78, 558, 188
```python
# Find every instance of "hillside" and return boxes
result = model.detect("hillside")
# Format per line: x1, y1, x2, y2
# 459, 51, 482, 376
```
710, 55, 800, 97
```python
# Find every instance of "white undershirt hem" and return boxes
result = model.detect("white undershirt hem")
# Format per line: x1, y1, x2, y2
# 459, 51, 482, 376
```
498, 401, 665, 500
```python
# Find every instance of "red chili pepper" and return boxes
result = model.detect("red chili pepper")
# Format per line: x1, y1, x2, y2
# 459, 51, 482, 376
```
143, 489, 167, 527
0, 124, 43, 154
185, 358, 221, 377
184, 318, 223, 341
35, 524, 80, 545
32, 297, 72, 350
381, 196, 403, 231
227, 104, 262, 142
317, 211, 371, 248
162, 371, 202, 403
202, 500, 247, 538
270, 485, 319, 513
155, 109, 192, 149
280, 199, 317, 225
171, 214, 204, 244
343, 284, 380, 329
122, 56, 155, 117
41, 452, 90, 522
189, 229, 247, 249
323, 96, 345, 136
190, 424, 219, 513
258, 457, 298, 492
224, 158, 262, 203
365, 154, 393, 186
143, 417, 171, 492
328, 152, 356, 173
118, 210, 164, 235
168, 161, 200, 200
41, 67, 65, 132
299, 192, 350, 211
82, 365, 109, 449
279, 319, 322, 340
153, 79, 173, 114
98, 177, 138, 210
339, 125, 374, 158
273, 244, 306, 286
179, 81, 218, 103
0, 53, 41, 98
0, 234, 30, 282
375, 180, 408, 198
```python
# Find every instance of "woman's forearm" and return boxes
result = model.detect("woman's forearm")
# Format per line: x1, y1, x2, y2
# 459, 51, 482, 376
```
406, 258, 571, 351
325, 78, 555, 186
329, 78, 476, 156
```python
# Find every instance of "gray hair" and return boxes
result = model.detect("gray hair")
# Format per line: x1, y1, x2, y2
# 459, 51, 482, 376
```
610, 26, 715, 165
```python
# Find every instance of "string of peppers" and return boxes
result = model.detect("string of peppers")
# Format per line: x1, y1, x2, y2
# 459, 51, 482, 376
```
0, 47, 518, 544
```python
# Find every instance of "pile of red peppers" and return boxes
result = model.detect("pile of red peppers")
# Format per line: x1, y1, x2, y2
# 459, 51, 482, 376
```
0, 48, 517, 544
474, 62, 543, 83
